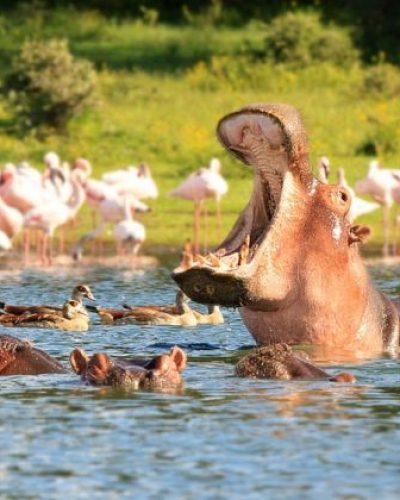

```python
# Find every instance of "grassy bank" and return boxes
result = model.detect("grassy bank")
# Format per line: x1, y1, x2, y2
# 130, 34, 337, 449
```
0, 11, 399, 252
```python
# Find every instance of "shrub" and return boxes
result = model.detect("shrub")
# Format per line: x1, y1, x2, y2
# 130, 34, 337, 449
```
264, 11, 359, 67
2, 39, 97, 133
363, 62, 400, 98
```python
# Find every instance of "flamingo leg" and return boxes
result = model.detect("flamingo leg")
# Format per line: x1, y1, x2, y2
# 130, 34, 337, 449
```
41, 234, 47, 266
48, 236, 53, 266
23, 229, 30, 264
58, 226, 65, 255
203, 202, 209, 254
193, 201, 202, 255
216, 198, 222, 235
383, 203, 390, 257
91, 209, 97, 229
36, 231, 43, 262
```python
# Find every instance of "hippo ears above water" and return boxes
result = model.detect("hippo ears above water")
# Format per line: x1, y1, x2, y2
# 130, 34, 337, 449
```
169, 346, 187, 372
69, 348, 89, 375
349, 225, 371, 245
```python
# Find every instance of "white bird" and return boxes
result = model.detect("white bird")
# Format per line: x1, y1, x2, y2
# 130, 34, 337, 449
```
355, 160, 400, 255
0, 230, 12, 252
113, 195, 146, 255
72, 193, 149, 260
102, 164, 158, 200
171, 158, 228, 253
24, 172, 86, 265
0, 196, 24, 240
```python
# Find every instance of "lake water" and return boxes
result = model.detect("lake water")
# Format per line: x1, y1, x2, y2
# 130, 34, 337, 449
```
0, 259, 399, 499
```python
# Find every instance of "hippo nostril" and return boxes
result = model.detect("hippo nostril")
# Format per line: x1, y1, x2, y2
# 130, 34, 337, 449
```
337, 190, 349, 204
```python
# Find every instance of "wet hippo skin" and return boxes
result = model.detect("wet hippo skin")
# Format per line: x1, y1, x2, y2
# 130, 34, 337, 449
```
235, 344, 355, 382
173, 103, 400, 360
70, 346, 187, 391
0, 334, 66, 376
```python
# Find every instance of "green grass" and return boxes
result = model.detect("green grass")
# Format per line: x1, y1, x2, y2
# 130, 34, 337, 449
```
0, 11, 399, 253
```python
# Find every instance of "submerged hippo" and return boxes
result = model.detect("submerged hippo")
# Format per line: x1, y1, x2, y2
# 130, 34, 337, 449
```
69, 346, 187, 391
0, 334, 65, 375
236, 344, 355, 382
173, 103, 399, 362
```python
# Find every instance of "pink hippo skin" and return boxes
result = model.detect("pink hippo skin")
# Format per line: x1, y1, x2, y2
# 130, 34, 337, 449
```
70, 346, 187, 391
173, 103, 399, 370
0, 334, 66, 375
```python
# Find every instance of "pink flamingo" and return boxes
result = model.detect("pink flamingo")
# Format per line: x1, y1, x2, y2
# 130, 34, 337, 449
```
72, 193, 149, 260
0, 196, 24, 240
171, 158, 228, 253
102, 163, 159, 200
23, 172, 86, 265
355, 160, 400, 255
113, 195, 146, 256
0, 231, 11, 252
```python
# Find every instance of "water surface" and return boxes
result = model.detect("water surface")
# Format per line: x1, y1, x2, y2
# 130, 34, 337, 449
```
0, 262, 399, 499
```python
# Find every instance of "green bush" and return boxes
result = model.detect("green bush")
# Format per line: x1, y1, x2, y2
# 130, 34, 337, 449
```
264, 11, 359, 67
2, 39, 97, 133
363, 62, 400, 98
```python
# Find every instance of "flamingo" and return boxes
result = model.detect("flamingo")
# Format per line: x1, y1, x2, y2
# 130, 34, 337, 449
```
355, 160, 400, 255
0, 196, 24, 240
113, 195, 146, 256
23, 171, 86, 265
72, 193, 149, 260
337, 168, 379, 222
0, 231, 12, 252
171, 157, 228, 253
102, 163, 159, 200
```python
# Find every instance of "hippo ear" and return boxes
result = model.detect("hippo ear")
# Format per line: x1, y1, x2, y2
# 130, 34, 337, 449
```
170, 346, 187, 372
69, 348, 89, 375
349, 224, 371, 245
87, 353, 111, 383
151, 354, 171, 374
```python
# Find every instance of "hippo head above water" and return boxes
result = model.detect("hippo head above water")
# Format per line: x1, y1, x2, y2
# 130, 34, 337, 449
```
173, 103, 399, 358
70, 346, 187, 391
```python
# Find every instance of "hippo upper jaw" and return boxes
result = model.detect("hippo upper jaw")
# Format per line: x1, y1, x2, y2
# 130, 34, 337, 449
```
173, 104, 316, 309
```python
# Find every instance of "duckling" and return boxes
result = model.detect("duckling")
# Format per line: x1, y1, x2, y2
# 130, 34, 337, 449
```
12, 299, 89, 332
87, 290, 197, 326
192, 305, 224, 325
0, 284, 95, 316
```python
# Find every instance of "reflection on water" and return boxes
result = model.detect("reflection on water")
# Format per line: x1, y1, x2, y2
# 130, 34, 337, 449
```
0, 261, 399, 498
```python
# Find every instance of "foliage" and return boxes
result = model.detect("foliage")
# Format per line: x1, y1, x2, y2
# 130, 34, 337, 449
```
0, 11, 397, 249
362, 62, 400, 98
2, 39, 97, 133
263, 11, 359, 67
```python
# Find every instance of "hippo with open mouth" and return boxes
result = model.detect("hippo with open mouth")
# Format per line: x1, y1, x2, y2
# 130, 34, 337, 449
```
173, 103, 399, 362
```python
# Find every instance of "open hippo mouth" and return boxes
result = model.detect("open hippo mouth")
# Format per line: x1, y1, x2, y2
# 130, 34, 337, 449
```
172, 103, 315, 308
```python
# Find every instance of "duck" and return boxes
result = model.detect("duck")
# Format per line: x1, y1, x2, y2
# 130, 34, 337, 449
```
192, 305, 224, 325
0, 284, 95, 317
87, 290, 197, 327
0, 299, 89, 332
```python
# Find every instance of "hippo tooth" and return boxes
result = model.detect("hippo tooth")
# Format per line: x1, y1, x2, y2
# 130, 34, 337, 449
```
238, 235, 251, 266
207, 253, 221, 267
195, 254, 209, 266
180, 251, 194, 270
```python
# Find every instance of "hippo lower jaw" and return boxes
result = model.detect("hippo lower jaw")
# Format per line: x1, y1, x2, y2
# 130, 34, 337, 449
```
173, 105, 313, 309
